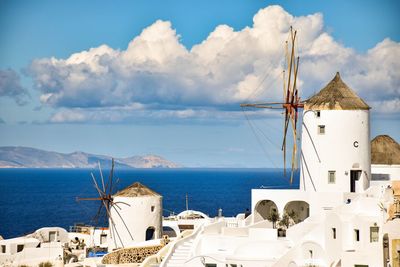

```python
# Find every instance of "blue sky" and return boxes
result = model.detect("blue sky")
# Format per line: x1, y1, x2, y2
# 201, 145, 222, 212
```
0, 0, 399, 167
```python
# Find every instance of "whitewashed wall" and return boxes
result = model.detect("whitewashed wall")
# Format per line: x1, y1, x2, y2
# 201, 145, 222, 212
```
300, 109, 371, 193
108, 195, 162, 250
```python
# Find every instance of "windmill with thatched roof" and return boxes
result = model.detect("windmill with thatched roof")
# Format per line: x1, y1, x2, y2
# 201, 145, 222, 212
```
300, 72, 371, 193
108, 182, 163, 251
370, 134, 400, 182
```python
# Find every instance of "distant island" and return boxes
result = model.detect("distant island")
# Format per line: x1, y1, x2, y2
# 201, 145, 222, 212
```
0, 146, 181, 168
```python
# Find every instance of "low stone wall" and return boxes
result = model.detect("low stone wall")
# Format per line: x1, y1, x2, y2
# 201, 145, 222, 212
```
102, 245, 163, 264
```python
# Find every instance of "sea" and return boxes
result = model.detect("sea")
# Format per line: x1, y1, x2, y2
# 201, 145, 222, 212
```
0, 168, 299, 239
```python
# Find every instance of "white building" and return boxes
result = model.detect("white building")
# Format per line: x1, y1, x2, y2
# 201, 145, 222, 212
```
300, 72, 371, 194
0, 227, 68, 267
253, 72, 373, 223
108, 182, 163, 251
154, 73, 400, 267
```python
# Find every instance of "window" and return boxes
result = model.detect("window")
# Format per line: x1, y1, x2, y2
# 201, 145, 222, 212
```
1, 245, 5, 253
370, 226, 379, 242
49, 231, 57, 242
100, 234, 107, 244
145, 227, 156, 241
318, 125, 325, 134
328, 171, 336, 184
332, 228, 336, 239
205, 264, 217, 267
354, 229, 360, 241
17, 245, 24, 252
316, 110, 321, 118
151, 206, 155, 212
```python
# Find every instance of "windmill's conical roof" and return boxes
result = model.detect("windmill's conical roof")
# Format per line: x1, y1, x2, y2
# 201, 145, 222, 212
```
371, 135, 400, 165
114, 182, 161, 197
305, 72, 370, 110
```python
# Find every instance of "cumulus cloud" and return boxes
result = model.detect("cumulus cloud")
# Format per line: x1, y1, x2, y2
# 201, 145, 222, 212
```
47, 106, 277, 124
0, 68, 30, 105
27, 5, 400, 123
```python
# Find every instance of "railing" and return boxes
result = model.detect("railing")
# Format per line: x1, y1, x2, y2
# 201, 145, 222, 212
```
159, 224, 205, 267
69, 225, 93, 234
140, 230, 194, 267
225, 218, 239, 228
183, 255, 225, 266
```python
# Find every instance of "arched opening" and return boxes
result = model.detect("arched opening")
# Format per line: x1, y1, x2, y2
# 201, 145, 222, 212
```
162, 226, 177, 238
145, 227, 156, 241
283, 201, 310, 227
300, 241, 327, 264
254, 200, 278, 226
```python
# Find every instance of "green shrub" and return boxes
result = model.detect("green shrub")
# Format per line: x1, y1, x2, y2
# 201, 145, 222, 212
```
38, 262, 52, 267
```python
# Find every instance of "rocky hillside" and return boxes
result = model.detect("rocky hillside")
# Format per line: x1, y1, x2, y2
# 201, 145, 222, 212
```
0, 146, 181, 168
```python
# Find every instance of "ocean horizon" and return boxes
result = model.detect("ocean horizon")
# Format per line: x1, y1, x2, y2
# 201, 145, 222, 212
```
0, 168, 299, 239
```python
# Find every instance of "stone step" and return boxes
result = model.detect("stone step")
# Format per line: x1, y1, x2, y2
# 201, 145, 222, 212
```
175, 248, 190, 253
171, 254, 186, 258
169, 260, 185, 264
168, 260, 185, 266
173, 252, 189, 257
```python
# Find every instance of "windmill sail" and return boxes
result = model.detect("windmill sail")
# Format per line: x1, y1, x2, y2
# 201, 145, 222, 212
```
241, 26, 304, 184
76, 158, 132, 248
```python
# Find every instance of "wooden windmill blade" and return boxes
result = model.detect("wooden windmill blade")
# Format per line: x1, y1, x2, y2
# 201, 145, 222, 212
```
289, 115, 298, 184
105, 158, 115, 197
282, 109, 289, 176
91, 172, 106, 198
75, 158, 136, 249
92, 201, 104, 225
109, 203, 135, 241
240, 26, 304, 184
240, 102, 287, 109
98, 161, 106, 192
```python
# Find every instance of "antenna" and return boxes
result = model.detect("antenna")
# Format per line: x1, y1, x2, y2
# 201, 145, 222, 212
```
185, 193, 189, 211
241, 26, 304, 184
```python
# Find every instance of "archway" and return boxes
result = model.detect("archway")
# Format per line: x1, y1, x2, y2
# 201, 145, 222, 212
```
162, 226, 177, 238
283, 201, 310, 226
145, 227, 156, 241
254, 200, 278, 225
300, 241, 328, 264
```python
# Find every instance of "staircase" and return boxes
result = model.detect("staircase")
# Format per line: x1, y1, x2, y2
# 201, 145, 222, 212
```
164, 239, 194, 267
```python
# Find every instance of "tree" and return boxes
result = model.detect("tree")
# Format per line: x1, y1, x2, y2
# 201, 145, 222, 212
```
267, 208, 280, 229
278, 210, 298, 229
279, 212, 291, 230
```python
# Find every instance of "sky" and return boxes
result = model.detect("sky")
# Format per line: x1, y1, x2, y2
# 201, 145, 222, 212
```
0, 0, 399, 167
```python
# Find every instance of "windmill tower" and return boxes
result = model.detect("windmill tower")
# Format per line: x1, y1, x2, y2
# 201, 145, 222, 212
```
300, 72, 371, 193
77, 160, 162, 251
108, 182, 162, 251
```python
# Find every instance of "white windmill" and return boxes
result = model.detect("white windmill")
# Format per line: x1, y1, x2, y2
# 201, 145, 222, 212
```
77, 159, 162, 251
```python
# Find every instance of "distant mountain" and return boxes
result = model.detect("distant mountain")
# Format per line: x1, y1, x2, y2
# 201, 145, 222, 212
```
0, 146, 181, 168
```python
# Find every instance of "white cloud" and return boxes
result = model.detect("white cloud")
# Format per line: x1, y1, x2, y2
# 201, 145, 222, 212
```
27, 5, 400, 123
370, 99, 400, 114
0, 68, 30, 105
47, 106, 279, 124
